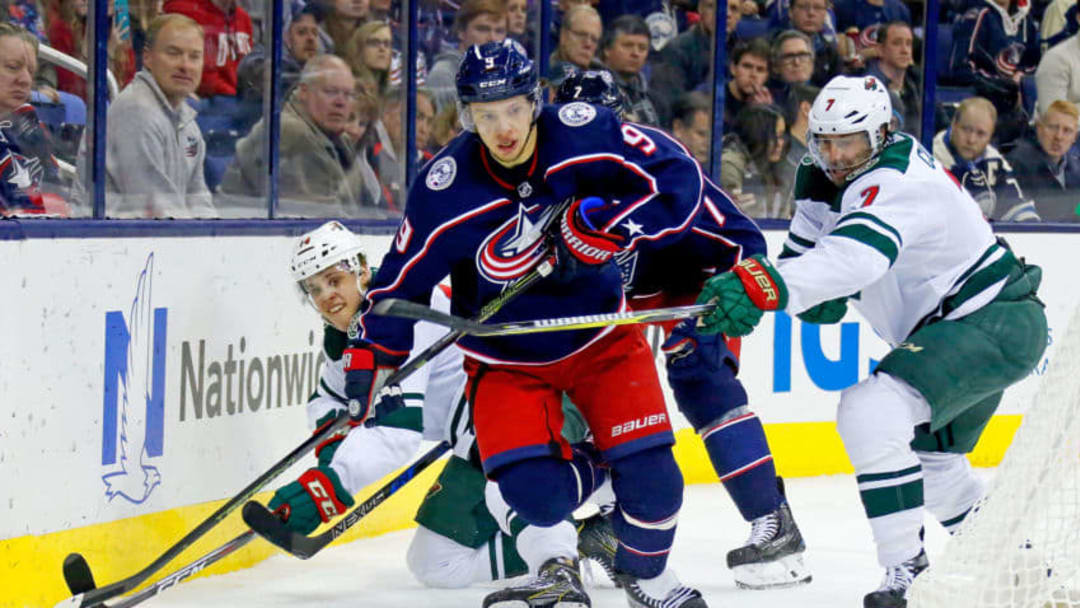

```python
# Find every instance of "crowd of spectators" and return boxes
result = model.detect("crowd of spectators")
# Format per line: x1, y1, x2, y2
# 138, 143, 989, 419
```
1, 0, 1079, 222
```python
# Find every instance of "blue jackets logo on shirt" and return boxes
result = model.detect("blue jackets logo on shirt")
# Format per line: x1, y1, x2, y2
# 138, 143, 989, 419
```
476, 203, 555, 283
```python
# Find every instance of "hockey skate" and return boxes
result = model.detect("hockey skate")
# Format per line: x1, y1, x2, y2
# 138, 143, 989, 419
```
576, 512, 620, 586
616, 568, 708, 608
725, 485, 812, 589
483, 556, 591, 608
863, 550, 928, 608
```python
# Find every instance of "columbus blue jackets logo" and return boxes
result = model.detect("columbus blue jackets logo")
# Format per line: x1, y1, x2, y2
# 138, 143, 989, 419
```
426, 157, 457, 191
185, 135, 199, 158
476, 203, 557, 283
558, 102, 597, 127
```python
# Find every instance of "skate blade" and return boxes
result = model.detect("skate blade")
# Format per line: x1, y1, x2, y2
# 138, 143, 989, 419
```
486, 602, 590, 608
731, 553, 812, 590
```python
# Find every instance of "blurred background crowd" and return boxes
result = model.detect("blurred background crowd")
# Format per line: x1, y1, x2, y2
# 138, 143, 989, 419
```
1, 0, 1079, 222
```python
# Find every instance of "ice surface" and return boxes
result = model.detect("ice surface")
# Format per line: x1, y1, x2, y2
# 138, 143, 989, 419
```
146, 475, 955, 607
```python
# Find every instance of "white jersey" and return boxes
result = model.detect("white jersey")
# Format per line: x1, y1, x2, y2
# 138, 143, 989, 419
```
306, 284, 470, 495
779, 133, 1009, 347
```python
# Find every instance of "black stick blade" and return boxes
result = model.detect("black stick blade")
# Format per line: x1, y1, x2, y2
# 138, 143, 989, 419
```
62, 553, 96, 595
241, 502, 310, 560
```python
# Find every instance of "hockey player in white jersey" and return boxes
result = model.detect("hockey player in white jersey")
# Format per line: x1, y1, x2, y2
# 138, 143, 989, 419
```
694, 75, 1048, 608
265, 221, 602, 604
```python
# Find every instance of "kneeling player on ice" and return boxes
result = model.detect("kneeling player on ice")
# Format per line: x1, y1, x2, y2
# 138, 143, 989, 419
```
694, 75, 1048, 608
266, 221, 608, 593
553, 69, 812, 591
346, 40, 710, 608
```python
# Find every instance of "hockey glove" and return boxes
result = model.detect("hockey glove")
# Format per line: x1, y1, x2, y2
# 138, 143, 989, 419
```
797, 297, 848, 325
313, 410, 349, 468
549, 197, 624, 282
343, 342, 407, 427
269, 466, 355, 534
696, 255, 788, 336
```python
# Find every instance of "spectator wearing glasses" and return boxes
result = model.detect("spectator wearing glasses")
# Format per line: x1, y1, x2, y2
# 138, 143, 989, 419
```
769, 30, 816, 102
1006, 99, 1080, 222
600, 15, 659, 126
649, 0, 715, 126
787, 0, 844, 86
162, 0, 253, 97
934, 97, 1039, 221
427, 0, 507, 110
219, 54, 373, 215
552, 4, 604, 73
237, 1, 322, 100
724, 38, 773, 134
75, 14, 214, 218
345, 20, 392, 99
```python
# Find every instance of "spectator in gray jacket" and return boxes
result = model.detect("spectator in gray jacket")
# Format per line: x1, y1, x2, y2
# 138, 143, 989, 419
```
426, 0, 507, 110
218, 54, 378, 216
77, 13, 215, 218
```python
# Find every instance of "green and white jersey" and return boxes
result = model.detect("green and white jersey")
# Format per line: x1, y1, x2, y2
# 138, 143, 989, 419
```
307, 284, 471, 494
778, 132, 1011, 347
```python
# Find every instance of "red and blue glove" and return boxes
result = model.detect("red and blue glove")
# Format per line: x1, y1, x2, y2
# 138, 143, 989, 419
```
696, 255, 788, 336
269, 465, 355, 534
343, 342, 407, 427
550, 197, 625, 282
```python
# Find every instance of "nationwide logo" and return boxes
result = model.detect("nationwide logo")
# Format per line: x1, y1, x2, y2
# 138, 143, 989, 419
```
101, 253, 166, 504
475, 203, 557, 284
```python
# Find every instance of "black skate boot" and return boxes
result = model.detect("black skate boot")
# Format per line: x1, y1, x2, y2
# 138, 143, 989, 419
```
576, 512, 620, 586
616, 568, 708, 608
483, 556, 591, 608
725, 479, 811, 589
863, 550, 929, 608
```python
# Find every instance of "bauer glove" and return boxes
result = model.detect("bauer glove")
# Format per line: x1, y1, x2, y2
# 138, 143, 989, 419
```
797, 297, 848, 325
343, 342, 407, 427
269, 465, 355, 534
696, 255, 788, 336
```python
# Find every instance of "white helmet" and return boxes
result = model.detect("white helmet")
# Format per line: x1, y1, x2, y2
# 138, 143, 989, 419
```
289, 221, 367, 296
807, 75, 893, 180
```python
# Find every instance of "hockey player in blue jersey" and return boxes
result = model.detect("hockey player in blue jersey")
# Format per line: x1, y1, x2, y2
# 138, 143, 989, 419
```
344, 40, 708, 608
556, 70, 812, 590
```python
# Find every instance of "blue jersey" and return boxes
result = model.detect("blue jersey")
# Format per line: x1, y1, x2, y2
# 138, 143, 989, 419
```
619, 173, 767, 300
358, 103, 704, 364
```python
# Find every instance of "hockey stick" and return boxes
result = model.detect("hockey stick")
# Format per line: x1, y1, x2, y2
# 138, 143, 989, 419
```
372, 298, 716, 337
55, 201, 567, 608
242, 440, 451, 559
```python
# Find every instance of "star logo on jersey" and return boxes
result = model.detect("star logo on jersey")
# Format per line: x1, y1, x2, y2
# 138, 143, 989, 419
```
622, 218, 644, 236
476, 203, 555, 283
4, 152, 32, 189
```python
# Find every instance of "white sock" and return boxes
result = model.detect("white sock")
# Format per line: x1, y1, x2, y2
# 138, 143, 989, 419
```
635, 568, 681, 599
516, 521, 578, 574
